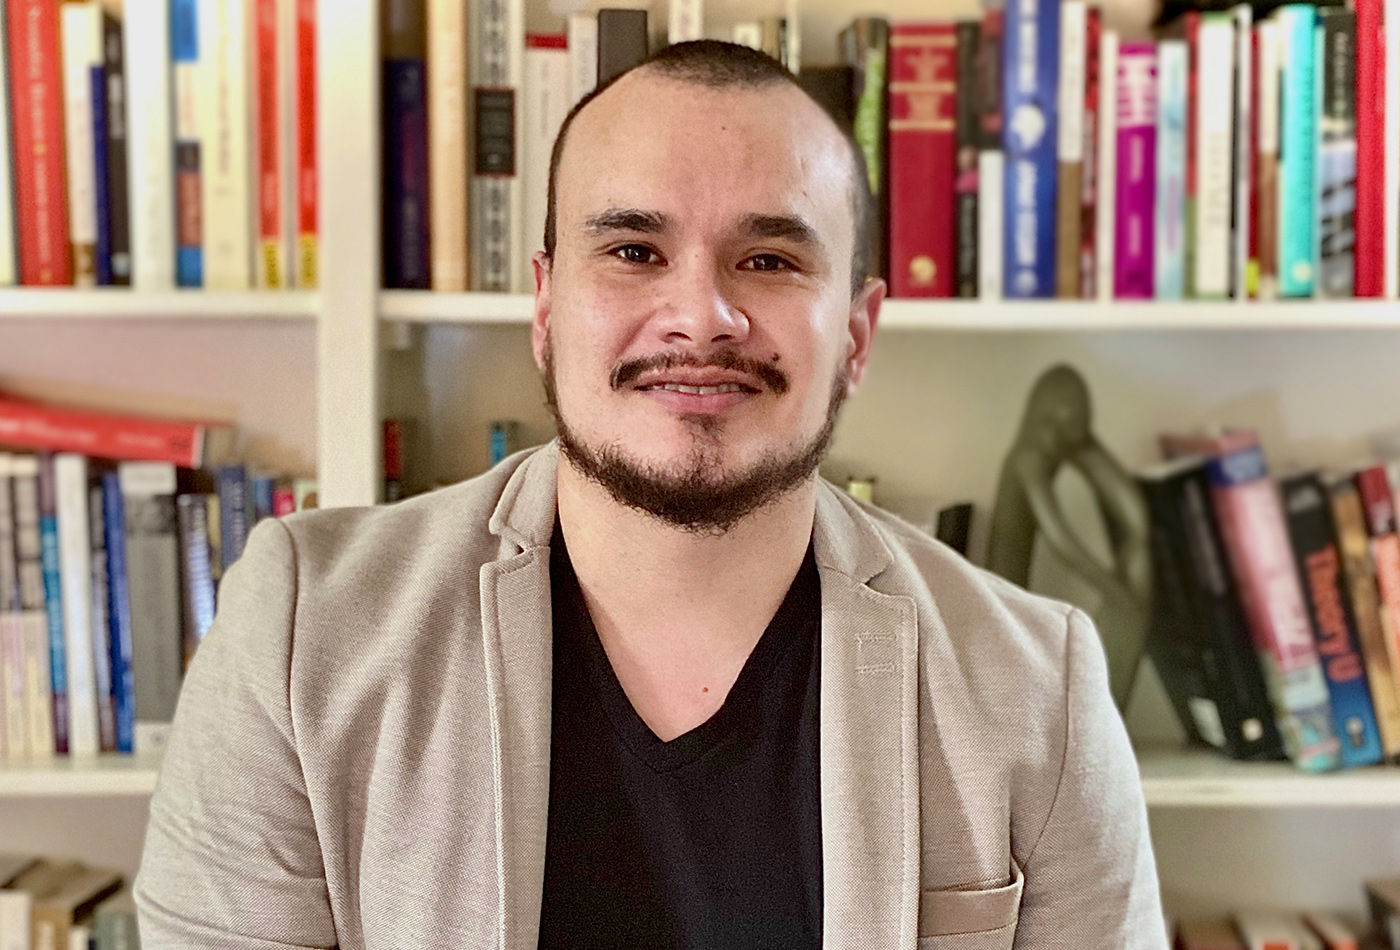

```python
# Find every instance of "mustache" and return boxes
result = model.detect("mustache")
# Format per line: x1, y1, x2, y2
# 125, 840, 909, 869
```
611, 351, 790, 395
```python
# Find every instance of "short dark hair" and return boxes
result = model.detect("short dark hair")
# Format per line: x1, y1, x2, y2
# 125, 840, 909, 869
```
542, 40, 873, 297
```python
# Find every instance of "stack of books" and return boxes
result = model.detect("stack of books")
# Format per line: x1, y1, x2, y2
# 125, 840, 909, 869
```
0, 855, 134, 950
0, 0, 318, 290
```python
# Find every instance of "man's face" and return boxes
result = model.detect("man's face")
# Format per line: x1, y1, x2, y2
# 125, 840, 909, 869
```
533, 70, 883, 530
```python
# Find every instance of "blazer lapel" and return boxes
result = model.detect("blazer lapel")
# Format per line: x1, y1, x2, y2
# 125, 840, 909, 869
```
480, 445, 561, 950
815, 486, 921, 950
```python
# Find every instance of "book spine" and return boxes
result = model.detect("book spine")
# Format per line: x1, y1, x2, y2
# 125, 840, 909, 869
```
1256, 19, 1280, 299
61, 3, 102, 288
428, 0, 469, 292
888, 23, 957, 299
1355, 0, 1384, 296
1055, 0, 1085, 299
1387, 0, 1400, 297
1282, 474, 1384, 768
273, 0, 294, 289
0, 394, 216, 469
217, 466, 249, 571
7, 0, 73, 285
472, 0, 526, 292
86, 485, 115, 753
272, 485, 296, 516
521, 36, 569, 292
1207, 446, 1340, 770
0, 460, 24, 758
103, 14, 131, 286
1329, 477, 1400, 759
54, 455, 98, 758
118, 462, 182, 754
91, 65, 112, 287
176, 495, 217, 668
101, 472, 134, 754
199, 0, 253, 290
568, 15, 597, 106
172, 0, 204, 288
954, 21, 979, 299
1001, 0, 1060, 298
11, 462, 53, 757
294, 0, 316, 287
1195, 13, 1235, 299
36, 456, 68, 755
1318, 8, 1357, 299
1246, 25, 1261, 297
1355, 466, 1400, 751
667, 0, 702, 44
1156, 40, 1187, 299
1078, 7, 1100, 299
124, 0, 176, 290
1114, 45, 1155, 300
1231, 4, 1253, 299
844, 19, 890, 285
976, 11, 1001, 299
0, 8, 16, 285
1095, 30, 1116, 301
255, 0, 287, 288
383, 0, 430, 289
1278, 4, 1318, 297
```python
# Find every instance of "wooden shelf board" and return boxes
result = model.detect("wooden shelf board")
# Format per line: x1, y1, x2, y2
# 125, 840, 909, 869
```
0, 289, 319, 321
0, 752, 161, 797
1138, 744, 1400, 807
377, 293, 1400, 331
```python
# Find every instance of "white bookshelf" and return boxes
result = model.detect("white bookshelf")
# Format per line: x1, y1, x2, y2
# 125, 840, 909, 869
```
0, 754, 161, 797
0, 289, 319, 321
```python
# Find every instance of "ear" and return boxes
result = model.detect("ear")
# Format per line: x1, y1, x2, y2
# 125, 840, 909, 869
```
531, 251, 553, 371
843, 277, 885, 394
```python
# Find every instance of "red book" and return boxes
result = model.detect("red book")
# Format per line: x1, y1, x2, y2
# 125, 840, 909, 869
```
1355, 0, 1385, 296
272, 486, 297, 517
295, 0, 318, 288
1078, 7, 1102, 299
1355, 466, 1400, 692
0, 393, 232, 468
7, 0, 72, 285
887, 23, 957, 298
255, 0, 286, 288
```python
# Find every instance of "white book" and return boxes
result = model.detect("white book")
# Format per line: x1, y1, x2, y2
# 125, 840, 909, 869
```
53, 455, 98, 758
1057, 1, 1086, 165
0, 889, 32, 950
60, 2, 104, 288
668, 0, 703, 44
567, 14, 597, 106
1195, 15, 1235, 298
1096, 30, 1118, 302
0, 10, 16, 286
977, 151, 1003, 300
124, 0, 177, 290
429, 0, 470, 291
1387, 0, 1400, 297
0, 455, 24, 760
522, 39, 571, 292
1231, 3, 1253, 299
9, 456, 53, 759
199, 0, 253, 289
783, 0, 800, 73
68, 926, 91, 950
731, 22, 763, 50
469, 0, 524, 292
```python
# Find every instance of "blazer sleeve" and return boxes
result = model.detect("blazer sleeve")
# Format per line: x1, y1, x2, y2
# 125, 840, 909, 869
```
1013, 609, 1169, 950
134, 518, 338, 949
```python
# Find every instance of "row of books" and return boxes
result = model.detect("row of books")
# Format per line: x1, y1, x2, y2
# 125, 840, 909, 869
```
1141, 431, 1400, 773
1170, 907, 1371, 950
0, 855, 135, 950
848, 0, 1383, 301
0, 0, 318, 290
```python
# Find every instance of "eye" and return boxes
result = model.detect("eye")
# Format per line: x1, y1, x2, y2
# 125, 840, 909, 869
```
742, 253, 795, 273
611, 244, 663, 265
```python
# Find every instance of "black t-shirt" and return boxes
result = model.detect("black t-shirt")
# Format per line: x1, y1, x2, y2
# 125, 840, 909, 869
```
538, 526, 824, 949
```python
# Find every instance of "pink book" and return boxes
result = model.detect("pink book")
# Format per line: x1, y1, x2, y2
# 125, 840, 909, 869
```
1114, 44, 1156, 299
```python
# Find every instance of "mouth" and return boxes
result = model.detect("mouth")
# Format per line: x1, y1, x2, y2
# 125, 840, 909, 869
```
635, 381, 760, 395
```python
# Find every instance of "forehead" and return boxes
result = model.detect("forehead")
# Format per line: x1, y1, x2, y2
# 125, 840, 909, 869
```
556, 71, 856, 238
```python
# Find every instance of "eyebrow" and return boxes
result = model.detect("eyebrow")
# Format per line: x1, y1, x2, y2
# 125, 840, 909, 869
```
583, 208, 670, 235
740, 214, 823, 250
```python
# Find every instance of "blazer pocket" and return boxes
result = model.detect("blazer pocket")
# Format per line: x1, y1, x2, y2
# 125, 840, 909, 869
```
917, 859, 1024, 949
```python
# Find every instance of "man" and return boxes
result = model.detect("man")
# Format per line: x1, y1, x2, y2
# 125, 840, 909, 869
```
136, 41, 1165, 949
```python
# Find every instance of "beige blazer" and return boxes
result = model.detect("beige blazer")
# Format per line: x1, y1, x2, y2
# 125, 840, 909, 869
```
135, 442, 1166, 949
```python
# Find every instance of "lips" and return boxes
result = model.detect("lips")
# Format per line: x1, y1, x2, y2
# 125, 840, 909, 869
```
637, 382, 751, 395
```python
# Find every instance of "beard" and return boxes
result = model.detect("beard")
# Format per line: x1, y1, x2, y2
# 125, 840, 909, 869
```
542, 344, 848, 534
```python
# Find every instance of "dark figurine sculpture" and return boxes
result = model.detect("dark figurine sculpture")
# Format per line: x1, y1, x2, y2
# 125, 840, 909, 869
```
986, 364, 1152, 710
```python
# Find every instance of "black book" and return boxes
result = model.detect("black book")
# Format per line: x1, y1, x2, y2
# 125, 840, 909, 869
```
839, 18, 889, 284
935, 502, 973, 557
796, 66, 854, 131
102, 12, 131, 286
1138, 458, 1285, 760
1318, 6, 1356, 298
597, 9, 648, 87
954, 21, 979, 298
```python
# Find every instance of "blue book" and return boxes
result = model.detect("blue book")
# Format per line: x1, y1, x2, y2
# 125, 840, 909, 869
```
1278, 4, 1318, 297
1281, 473, 1383, 769
1155, 40, 1187, 300
102, 472, 135, 754
1000, 0, 1059, 298
36, 455, 69, 755
250, 475, 276, 524
90, 65, 113, 286
217, 466, 249, 572
171, 0, 202, 288
176, 494, 217, 659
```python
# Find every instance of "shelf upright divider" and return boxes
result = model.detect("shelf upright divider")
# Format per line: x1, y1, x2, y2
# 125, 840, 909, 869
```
317, 0, 383, 508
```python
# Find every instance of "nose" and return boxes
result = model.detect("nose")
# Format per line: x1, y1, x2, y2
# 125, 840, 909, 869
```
653, 259, 751, 347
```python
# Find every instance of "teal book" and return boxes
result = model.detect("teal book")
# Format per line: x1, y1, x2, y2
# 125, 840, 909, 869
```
1155, 40, 1187, 299
1277, 4, 1317, 297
